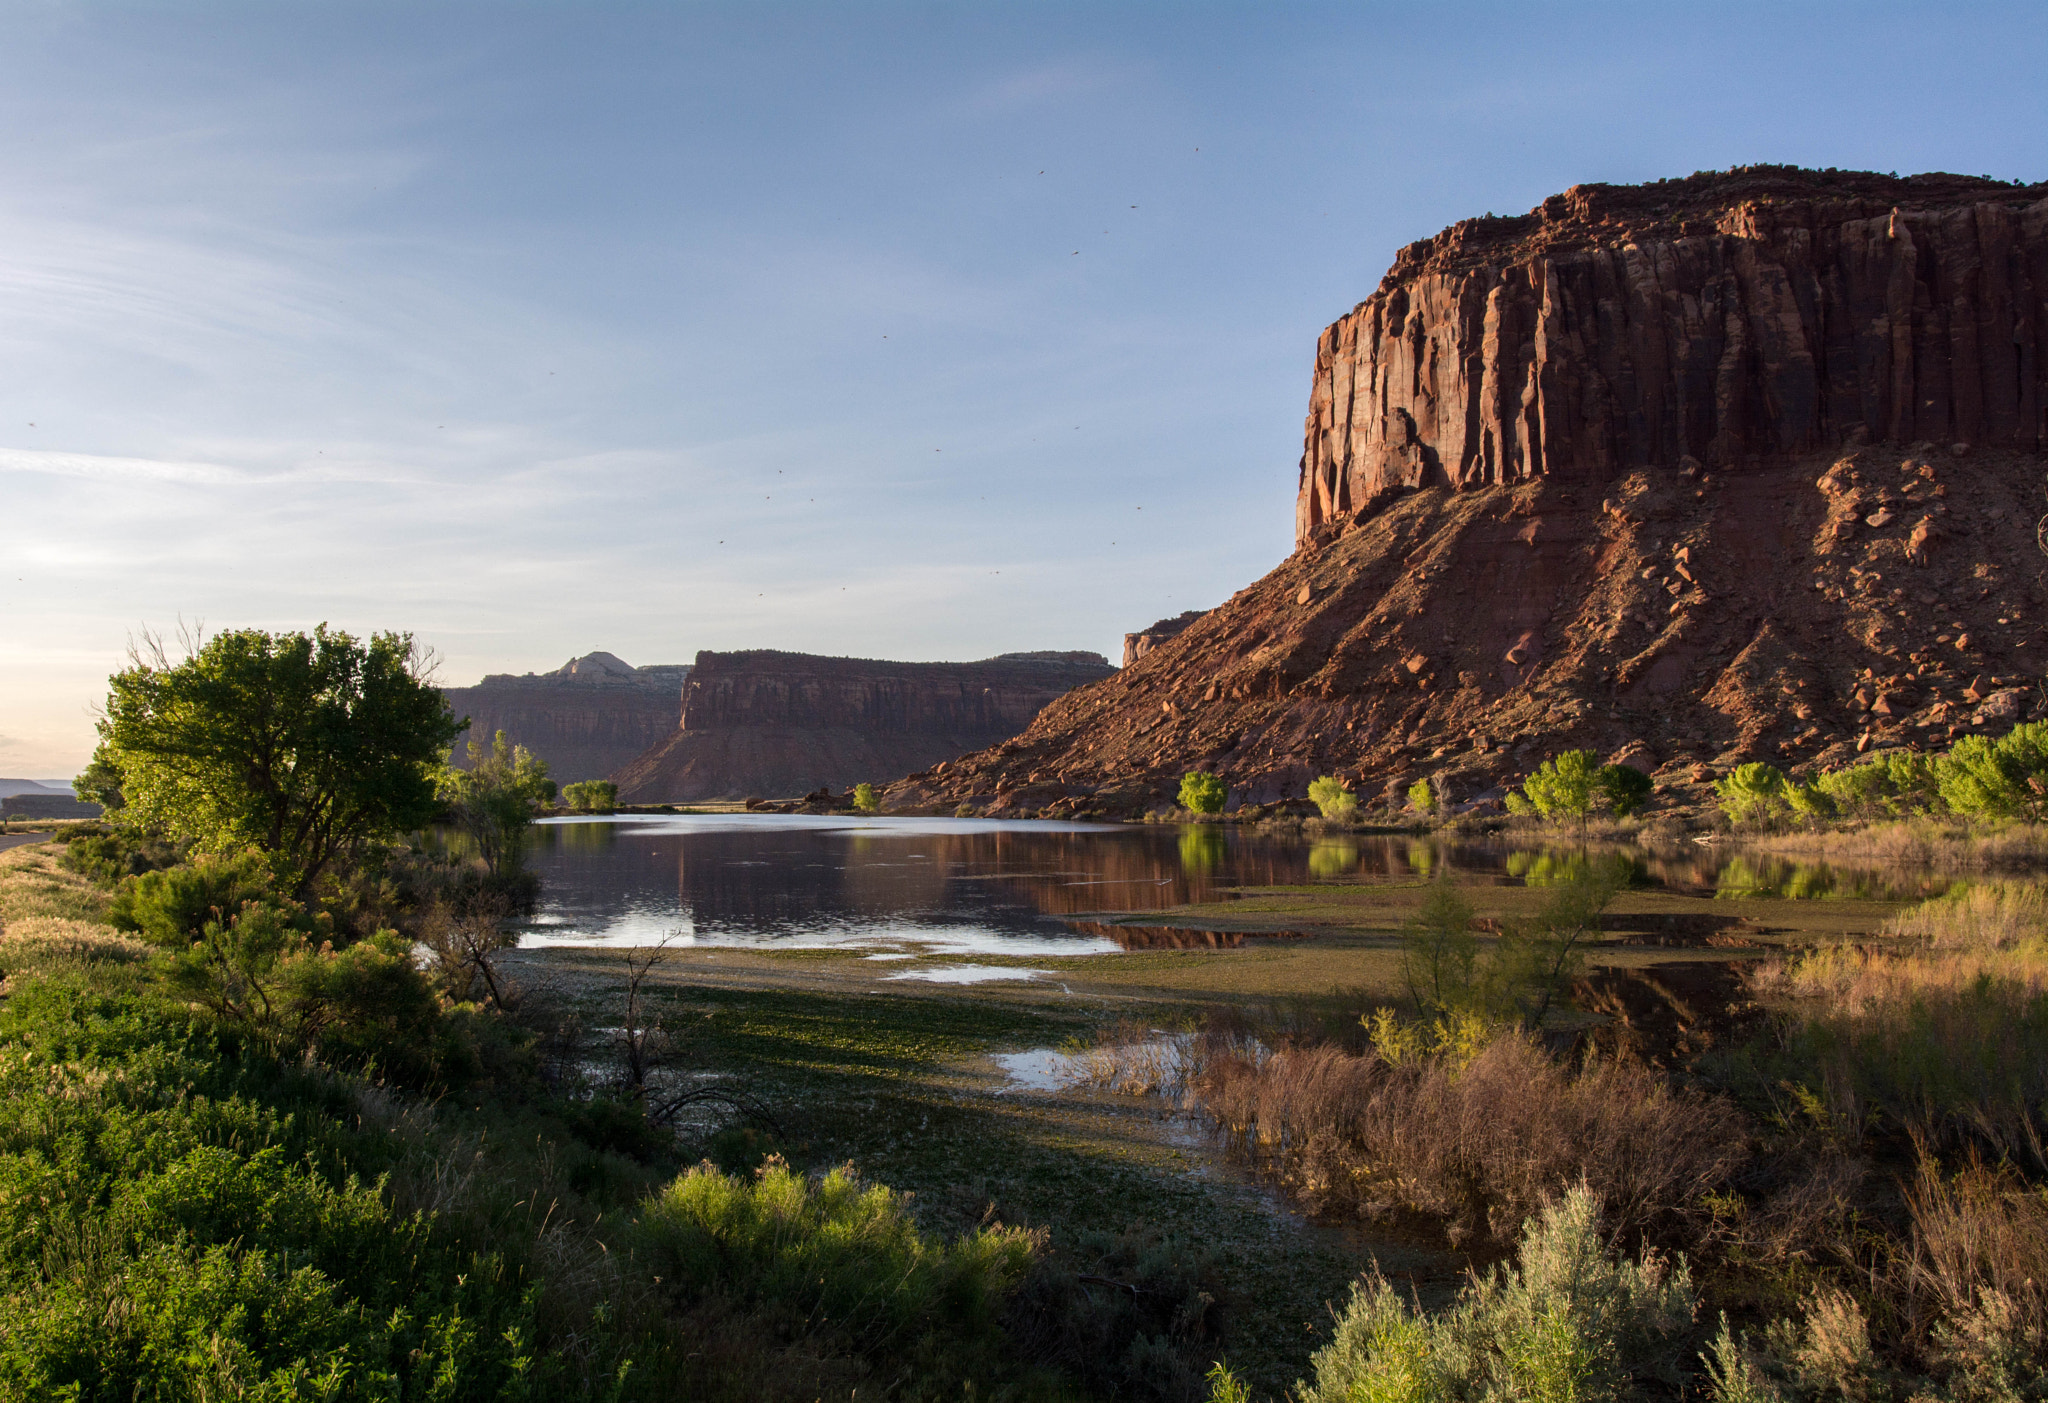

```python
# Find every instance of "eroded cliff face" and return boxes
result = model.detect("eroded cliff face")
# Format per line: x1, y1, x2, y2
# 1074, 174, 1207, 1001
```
1298, 167, 2048, 542
441, 652, 690, 785
886, 169, 2048, 819
612, 649, 1115, 802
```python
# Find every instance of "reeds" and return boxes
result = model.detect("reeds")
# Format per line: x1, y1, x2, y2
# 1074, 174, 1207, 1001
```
1747, 886, 2048, 1168
1192, 1030, 1746, 1244
1738, 819, 2048, 874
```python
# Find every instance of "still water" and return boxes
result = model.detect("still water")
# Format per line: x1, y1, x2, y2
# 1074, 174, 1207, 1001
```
516, 814, 1929, 954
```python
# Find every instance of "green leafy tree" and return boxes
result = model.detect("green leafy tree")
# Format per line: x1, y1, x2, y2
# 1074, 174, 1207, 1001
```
73, 748, 126, 812
1817, 750, 1943, 819
851, 782, 881, 813
1936, 722, 2048, 821
438, 730, 554, 882
1593, 763, 1653, 817
1407, 777, 1435, 815
1178, 771, 1227, 815
562, 779, 619, 813
1716, 762, 1790, 827
1520, 750, 1602, 822
1308, 776, 1357, 821
96, 625, 461, 896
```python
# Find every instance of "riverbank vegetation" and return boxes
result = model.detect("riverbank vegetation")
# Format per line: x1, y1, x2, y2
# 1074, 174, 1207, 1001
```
1116, 856, 2048, 1401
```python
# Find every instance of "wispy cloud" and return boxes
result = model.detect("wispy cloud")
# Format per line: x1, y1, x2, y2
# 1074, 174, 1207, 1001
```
0, 447, 246, 486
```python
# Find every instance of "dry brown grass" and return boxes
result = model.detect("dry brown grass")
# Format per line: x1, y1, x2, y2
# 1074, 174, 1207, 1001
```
1747, 887, 2048, 1168
0, 916, 149, 976
1739, 820, 2048, 874
1191, 1031, 1747, 1245
1905, 1159, 2048, 1351
0, 843, 109, 928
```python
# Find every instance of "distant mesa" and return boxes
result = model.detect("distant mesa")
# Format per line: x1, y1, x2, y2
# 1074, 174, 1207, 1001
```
611, 649, 1116, 803
0, 778, 67, 800
440, 652, 692, 785
889, 167, 2048, 818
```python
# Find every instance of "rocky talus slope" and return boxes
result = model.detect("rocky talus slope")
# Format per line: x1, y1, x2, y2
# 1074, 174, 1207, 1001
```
612, 650, 1114, 802
440, 652, 690, 785
886, 168, 2048, 818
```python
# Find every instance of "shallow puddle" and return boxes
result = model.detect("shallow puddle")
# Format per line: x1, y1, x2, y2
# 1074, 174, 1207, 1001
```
883, 964, 1052, 984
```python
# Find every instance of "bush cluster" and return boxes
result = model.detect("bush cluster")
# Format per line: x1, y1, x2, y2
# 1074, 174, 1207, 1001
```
1710, 721, 2048, 829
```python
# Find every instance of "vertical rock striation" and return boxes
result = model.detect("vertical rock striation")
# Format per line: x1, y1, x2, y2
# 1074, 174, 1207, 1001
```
1298, 168, 2048, 543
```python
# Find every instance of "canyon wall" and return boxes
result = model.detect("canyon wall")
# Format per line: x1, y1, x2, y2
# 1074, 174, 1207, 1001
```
1297, 167, 2048, 542
612, 649, 1116, 802
441, 652, 689, 785
887, 168, 2048, 819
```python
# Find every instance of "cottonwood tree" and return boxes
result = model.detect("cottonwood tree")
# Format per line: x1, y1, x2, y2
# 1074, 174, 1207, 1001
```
96, 624, 462, 896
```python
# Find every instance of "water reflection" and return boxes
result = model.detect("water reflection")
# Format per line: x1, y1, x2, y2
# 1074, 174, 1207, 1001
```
513, 814, 1951, 954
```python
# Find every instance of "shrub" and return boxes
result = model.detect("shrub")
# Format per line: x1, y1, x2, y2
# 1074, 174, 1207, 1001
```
1308, 776, 1357, 821
1937, 722, 2048, 821
1296, 1187, 1697, 1403
1595, 762, 1654, 817
1399, 880, 1478, 1019
1195, 1030, 1746, 1244
1717, 762, 1790, 827
561, 779, 618, 813
1178, 772, 1226, 815
851, 782, 880, 813
638, 1158, 1035, 1353
108, 849, 294, 947
1521, 750, 1602, 822
56, 825, 180, 884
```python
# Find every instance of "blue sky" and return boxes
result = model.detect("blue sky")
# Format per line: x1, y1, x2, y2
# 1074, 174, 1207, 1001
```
4, 1, 2044, 777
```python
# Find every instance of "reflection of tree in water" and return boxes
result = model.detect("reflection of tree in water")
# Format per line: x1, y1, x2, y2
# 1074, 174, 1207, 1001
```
1179, 826, 1226, 875
1506, 849, 1648, 889
1309, 841, 1358, 878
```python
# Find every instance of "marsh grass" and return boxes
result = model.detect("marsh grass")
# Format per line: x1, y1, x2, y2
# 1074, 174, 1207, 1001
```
1738, 819, 2048, 874
1747, 884, 2048, 1168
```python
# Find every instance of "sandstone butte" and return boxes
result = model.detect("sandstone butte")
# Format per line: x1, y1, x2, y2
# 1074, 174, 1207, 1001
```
610, 649, 1115, 803
884, 166, 2048, 819
440, 652, 692, 785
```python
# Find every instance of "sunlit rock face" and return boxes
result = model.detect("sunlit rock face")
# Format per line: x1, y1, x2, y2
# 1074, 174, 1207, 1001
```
611, 650, 1116, 802
1296, 167, 2048, 542
887, 169, 2048, 819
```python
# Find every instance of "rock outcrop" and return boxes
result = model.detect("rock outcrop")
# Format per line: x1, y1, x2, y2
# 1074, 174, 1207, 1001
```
612, 650, 1116, 802
887, 169, 2048, 818
1298, 167, 2048, 542
1124, 611, 1207, 667
440, 653, 691, 785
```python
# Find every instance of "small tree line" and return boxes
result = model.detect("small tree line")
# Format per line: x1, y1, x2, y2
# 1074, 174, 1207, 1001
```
1714, 720, 2048, 827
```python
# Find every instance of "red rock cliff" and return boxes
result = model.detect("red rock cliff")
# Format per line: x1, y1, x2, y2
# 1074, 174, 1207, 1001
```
613, 649, 1115, 802
440, 652, 689, 785
887, 168, 2048, 819
1298, 167, 2048, 543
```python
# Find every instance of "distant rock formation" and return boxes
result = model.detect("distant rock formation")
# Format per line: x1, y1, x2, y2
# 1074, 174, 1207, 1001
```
611, 649, 1116, 802
887, 168, 2048, 818
2, 793, 100, 820
1123, 611, 1207, 668
440, 652, 691, 785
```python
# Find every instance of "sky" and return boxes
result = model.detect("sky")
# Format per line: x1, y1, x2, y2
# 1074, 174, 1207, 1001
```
3, 1, 2045, 780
